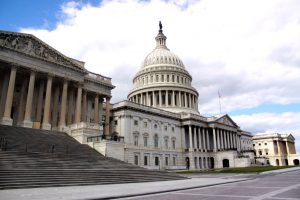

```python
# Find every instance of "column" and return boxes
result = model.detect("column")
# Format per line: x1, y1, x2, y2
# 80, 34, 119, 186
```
81, 90, 87, 122
172, 90, 175, 106
189, 125, 193, 149
35, 81, 45, 124
202, 128, 207, 151
159, 90, 162, 106
184, 92, 187, 108
94, 95, 99, 123
17, 78, 27, 124
165, 90, 168, 106
0, 73, 9, 119
286, 141, 290, 155
140, 93, 143, 105
75, 84, 82, 124
199, 127, 203, 151
227, 131, 230, 149
58, 79, 68, 131
189, 93, 192, 108
233, 132, 236, 148
1, 67, 17, 125
152, 91, 156, 106
206, 129, 210, 151
52, 86, 60, 128
230, 132, 234, 149
212, 128, 217, 152
219, 129, 223, 150
67, 89, 74, 125
104, 97, 110, 136
22, 71, 36, 128
216, 129, 220, 151
178, 91, 182, 107
146, 92, 149, 106
99, 97, 104, 130
193, 126, 197, 150
224, 131, 228, 149
42, 75, 52, 130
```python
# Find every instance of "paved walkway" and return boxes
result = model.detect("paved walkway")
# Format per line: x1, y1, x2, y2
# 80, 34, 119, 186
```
1, 167, 299, 200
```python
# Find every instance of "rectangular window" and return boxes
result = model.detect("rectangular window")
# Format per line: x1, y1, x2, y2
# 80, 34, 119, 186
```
144, 137, 148, 147
165, 139, 168, 149
173, 157, 176, 166
164, 125, 167, 131
161, 75, 164, 82
143, 122, 147, 128
114, 120, 118, 126
172, 127, 175, 132
172, 140, 176, 149
144, 156, 148, 166
134, 136, 138, 146
134, 155, 139, 165
165, 157, 169, 166
155, 157, 159, 166
134, 120, 138, 126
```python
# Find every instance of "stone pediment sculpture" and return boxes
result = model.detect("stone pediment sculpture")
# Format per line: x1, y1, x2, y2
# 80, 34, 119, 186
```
0, 30, 84, 70
215, 114, 238, 127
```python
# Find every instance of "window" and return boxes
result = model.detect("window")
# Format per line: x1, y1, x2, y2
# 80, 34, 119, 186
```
161, 75, 164, 82
143, 122, 147, 128
253, 144, 255, 146
144, 156, 148, 166
164, 138, 169, 149
114, 120, 118, 126
134, 155, 139, 165
259, 143, 261, 146
172, 127, 175, 132
154, 124, 158, 129
143, 137, 148, 147
259, 150, 262, 156
164, 125, 167, 131
265, 143, 267, 145
172, 140, 176, 150
134, 120, 138, 126
154, 135, 159, 148
134, 135, 139, 146
173, 157, 176, 166
155, 157, 159, 166
165, 157, 169, 166
156, 75, 159, 82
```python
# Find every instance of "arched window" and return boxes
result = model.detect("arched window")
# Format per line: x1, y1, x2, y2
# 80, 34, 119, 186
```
154, 134, 159, 148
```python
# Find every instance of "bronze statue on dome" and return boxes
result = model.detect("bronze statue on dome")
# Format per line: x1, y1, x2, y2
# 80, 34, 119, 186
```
159, 21, 162, 31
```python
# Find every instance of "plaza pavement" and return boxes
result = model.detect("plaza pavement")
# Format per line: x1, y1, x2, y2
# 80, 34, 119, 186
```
1, 167, 299, 200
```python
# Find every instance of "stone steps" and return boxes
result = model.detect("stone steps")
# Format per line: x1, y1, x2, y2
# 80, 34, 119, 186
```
0, 124, 186, 189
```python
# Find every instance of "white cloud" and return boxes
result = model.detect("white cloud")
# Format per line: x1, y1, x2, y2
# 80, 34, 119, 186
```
19, 0, 300, 152
232, 112, 300, 153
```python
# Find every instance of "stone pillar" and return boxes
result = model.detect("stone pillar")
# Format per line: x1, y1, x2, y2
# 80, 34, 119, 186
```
52, 86, 60, 128
104, 97, 111, 136
202, 128, 206, 151
172, 90, 175, 106
99, 97, 104, 130
230, 132, 234, 149
232, 132, 236, 148
42, 75, 52, 130
206, 129, 210, 151
94, 95, 99, 123
81, 90, 87, 122
35, 81, 45, 123
286, 141, 290, 155
140, 93, 143, 105
193, 126, 197, 150
189, 93, 192, 108
1, 67, 17, 125
223, 131, 227, 149
189, 125, 193, 149
213, 128, 217, 152
199, 127, 203, 151
184, 92, 187, 108
146, 92, 149, 106
22, 71, 36, 128
58, 79, 68, 131
159, 90, 162, 106
75, 84, 82, 124
178, 91, 182, 107
152, 91, 156, 106
216, 129, 220, 151
0, 73, 9, 119
227, 131, 230, 149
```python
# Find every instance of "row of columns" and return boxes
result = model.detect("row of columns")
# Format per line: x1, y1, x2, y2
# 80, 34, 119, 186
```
193, 157, 213, 169
129, 90, 198, 110
0, 66, 111, 135
187, 125, 240, 152
136, 73, 190, 87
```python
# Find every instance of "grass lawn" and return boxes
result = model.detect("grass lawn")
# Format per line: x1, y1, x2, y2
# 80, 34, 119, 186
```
177, 165, 296, 174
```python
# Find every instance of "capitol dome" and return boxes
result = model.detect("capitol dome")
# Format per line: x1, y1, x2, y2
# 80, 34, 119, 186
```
128, 22, 199, 114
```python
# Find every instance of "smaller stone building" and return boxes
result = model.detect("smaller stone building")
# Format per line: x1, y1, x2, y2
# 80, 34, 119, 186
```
253, 133, 300, 166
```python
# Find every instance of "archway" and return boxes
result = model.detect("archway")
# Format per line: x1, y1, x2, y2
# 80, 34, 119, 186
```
276, 159, 280, 166
293, 159, 299, 166
185, 157, 190, 170
222, 159, 230, 168
210, 157, 215, 169
285, 159, 289, 166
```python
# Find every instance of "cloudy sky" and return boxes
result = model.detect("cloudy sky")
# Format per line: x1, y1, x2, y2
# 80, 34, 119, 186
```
1, 0, 300, 152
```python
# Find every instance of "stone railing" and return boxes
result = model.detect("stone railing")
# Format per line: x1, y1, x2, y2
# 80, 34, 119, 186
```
69, 122, 101, 130
87, 135, 124, 143
181, 113, 207, 121
85, 72, 112, 85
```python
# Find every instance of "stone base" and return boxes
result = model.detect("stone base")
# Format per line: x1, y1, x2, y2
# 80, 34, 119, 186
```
41, 123, 51, 130
58, 125, 68, 132
21, 120, 33, 128
0, 117, 13, 126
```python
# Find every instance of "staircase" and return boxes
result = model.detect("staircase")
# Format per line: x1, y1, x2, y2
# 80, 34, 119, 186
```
0, 125, 185, 189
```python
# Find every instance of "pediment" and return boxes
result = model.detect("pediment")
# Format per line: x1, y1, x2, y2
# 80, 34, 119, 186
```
215, 114, 238, 128
287, 134, 295, 141
0, 30, 84, 70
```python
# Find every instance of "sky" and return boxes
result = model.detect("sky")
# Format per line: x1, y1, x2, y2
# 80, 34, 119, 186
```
1, 0, 300, 152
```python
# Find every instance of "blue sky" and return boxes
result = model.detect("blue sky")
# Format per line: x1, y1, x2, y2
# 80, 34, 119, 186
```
1, 0, 300, 152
